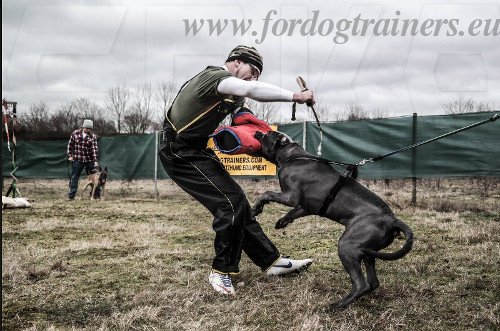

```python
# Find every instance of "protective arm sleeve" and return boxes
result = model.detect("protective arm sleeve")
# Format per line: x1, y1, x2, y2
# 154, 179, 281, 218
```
217, 77, 294, 102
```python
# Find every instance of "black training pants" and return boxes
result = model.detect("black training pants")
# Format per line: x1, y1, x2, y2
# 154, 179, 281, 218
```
159, 142, 280, 274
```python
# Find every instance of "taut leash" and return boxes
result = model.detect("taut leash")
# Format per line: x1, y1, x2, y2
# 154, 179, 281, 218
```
66, 160, 72, 188
286, 113, 499, 177
356, 113, 499, 166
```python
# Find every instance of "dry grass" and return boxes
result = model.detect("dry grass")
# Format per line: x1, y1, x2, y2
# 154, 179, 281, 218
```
2, 178, 499, 330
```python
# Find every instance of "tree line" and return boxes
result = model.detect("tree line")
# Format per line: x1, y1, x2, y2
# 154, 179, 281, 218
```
9, 82, 175, 140
6, 83, 495, 140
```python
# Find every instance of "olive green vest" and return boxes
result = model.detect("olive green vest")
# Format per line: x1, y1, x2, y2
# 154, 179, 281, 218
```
166, 66, 236, 133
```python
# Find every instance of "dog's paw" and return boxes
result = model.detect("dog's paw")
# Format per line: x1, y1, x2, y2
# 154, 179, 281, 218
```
275, 218, 293, 229
329, 301, 348, 312
252, 205, 263, 216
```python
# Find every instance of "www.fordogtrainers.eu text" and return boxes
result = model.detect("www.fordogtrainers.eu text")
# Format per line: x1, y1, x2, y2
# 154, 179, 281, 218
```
183, 10, 500, 44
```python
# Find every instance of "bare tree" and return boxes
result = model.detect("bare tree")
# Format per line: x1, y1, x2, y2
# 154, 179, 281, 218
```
312, 102, 332, 122
314, 101, 387, 122
52, 98, 116, 136
442, 95, 493, 114
153, 81, 176, 130
244, 99, 280, 124
342, 100, 369, 121
369, 107, 389, 119
124, 83, 154, 134
52, 101, 81, 134
105, 84, 130, 133
156, 81, 176, 117
290, 100, 369, 123
93, 110, 118, 136
17, 98, 117, 140
71, 98, 99, 119
308, 99, 357, 123
18, 102, 51, 137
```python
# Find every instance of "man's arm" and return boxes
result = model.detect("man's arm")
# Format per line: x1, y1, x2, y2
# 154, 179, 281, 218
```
217, 77, 315, 104
91, 134, 99, 164
67, 132, 75, 160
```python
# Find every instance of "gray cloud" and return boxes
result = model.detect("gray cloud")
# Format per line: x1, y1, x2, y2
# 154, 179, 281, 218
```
3, 0, 499, 119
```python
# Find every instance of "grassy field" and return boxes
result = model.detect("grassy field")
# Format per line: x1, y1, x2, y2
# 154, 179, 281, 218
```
2, 178, 499, 330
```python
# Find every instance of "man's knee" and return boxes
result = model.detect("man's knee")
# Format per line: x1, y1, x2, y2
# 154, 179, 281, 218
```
212, 196, 246, 232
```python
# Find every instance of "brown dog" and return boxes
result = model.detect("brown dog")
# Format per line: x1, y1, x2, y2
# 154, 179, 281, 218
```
82, 166, 108, 200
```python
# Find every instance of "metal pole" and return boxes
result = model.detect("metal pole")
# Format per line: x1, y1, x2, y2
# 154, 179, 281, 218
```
302, 121, 307, 148
154, 130, 159, 200
411, 113, 417, 206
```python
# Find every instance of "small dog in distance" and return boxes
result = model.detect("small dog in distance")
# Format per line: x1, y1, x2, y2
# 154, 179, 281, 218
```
82, 166, 108, 200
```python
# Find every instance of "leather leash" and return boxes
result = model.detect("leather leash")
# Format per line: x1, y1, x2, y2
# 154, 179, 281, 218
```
291, 76, 323, 155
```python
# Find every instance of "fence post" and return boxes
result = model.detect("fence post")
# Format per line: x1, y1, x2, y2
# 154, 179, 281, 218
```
154, 131, 159, 200
302, 121, 307, 148
411, 113, 417, 206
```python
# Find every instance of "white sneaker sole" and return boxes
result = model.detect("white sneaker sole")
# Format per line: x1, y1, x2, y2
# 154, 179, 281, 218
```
210, 283, 236, 295
267, 260, 313, 276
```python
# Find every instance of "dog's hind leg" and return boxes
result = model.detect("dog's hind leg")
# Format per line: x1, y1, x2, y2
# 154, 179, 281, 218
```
275, 206, 309, 229
333, 236, 371, 310
81, 183, 92, 197
363, 256, 380, 292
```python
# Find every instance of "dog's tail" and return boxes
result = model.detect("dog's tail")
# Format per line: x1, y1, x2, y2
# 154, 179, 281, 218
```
364, 219, 414, 260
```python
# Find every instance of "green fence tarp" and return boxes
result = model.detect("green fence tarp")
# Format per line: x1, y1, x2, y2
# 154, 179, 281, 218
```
2, 134, 168, 181
2, 112, 499, 180
99, 134, 169, 180
305, 112, 499, 178
306, 116, 415, 178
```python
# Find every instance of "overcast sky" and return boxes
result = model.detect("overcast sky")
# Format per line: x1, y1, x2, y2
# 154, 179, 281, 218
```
2, 0, 499, 121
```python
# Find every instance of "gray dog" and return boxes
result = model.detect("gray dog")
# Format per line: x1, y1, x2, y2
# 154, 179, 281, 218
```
252, 131, 413, 309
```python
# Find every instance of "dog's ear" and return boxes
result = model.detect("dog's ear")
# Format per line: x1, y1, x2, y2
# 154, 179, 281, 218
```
278, 132, 292, 145
273, 134, 288, 147
104, 166, 108, 172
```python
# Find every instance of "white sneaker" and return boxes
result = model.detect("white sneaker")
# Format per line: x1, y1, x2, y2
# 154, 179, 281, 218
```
266, 256, 313, 276
208, 270, 236, 295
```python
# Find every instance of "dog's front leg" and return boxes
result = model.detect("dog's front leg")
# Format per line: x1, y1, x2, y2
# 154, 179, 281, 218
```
90, 180, 96, 200
252, 191, 298, 216
275, 206, 309, 229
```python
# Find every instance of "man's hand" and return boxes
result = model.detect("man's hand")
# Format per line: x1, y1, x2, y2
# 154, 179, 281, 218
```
68, 156, 74, 161
94, 162, 99, 168
292, 90, 316, 106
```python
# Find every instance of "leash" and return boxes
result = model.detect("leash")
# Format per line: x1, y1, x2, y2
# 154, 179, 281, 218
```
285, 153, 357, 169
288, 113, 498, 170
284, 113, 498, 217
355, 113, 499, 166
66, 160, 72, 188
291, 76, 323, 155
